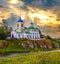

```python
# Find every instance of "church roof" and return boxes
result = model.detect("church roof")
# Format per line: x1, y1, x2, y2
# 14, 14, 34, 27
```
17, 17, 24, 22
28, 26, 35, 30
28, 22, 37, 30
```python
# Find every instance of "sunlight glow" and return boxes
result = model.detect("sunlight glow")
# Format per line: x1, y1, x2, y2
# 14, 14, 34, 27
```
29, 11, 49, 23
9, 0, 19, 4
28, 7, 59, 25
0, 18, 2, 23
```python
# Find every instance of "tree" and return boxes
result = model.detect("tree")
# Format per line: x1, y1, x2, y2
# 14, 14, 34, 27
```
46, 35, 52, 40
0, 26, 10, 40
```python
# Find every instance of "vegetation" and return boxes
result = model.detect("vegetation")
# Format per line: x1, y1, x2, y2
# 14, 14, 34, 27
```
0, 39, 59, 54
0, 51, 60, 64
0, 26, 10, 40
55, 39, 60, 44
0, 26, 60, 64
54, 39, 60, 46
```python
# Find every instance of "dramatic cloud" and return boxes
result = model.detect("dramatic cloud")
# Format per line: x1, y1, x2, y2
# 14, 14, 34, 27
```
0, 0, 60, 38
22, 0, 58, 8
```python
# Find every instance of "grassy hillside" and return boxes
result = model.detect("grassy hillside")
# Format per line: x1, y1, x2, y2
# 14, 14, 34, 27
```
0, 39, 59, 54
55, 39, 60, 45
0, 51, 60, 64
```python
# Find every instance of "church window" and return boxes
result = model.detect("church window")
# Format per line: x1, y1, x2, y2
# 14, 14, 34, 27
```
18, 34, 20, 38
12, 34, 14, 38
27, 35, 28, 38
17, 24, 19, 27
30, 36, 31, 38
21, 24, 23, 27
32, 33, 34, 39
35, 33, 36, 38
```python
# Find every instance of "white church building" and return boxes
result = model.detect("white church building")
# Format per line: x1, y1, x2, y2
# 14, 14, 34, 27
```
11, 17, 41, 39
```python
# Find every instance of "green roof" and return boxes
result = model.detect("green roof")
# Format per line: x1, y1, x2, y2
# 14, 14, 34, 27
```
28, 26, 36, 30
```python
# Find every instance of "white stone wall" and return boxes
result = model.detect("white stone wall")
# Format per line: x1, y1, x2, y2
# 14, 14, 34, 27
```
11, 31, 40, 39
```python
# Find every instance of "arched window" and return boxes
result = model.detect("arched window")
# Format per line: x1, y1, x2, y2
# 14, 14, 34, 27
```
12, 34, 14, 38
29, 35, 31, 39
18, 33, 20, 38
33, 33, 34, 39
17, 24, 19, 27
27, 35, 29, 39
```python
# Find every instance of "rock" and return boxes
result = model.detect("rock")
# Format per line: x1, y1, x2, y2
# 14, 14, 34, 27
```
21, 43, 27, 48
29, 43, 34, 48
0, 42, 4, 48
34, 43, 38, 48
27, 41, 34, 48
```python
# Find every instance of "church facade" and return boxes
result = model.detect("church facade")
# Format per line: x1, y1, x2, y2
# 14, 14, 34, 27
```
11, 17, 41, 39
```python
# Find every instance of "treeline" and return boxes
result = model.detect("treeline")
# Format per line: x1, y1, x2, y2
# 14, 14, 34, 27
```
0, 26, 12, 40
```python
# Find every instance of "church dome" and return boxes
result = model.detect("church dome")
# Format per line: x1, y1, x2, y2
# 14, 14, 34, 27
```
28, 22, 35, 30
30, 22, 33, 24
17, 17, 24, 22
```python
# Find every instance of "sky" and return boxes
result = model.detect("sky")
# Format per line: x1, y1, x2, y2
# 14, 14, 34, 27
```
0, 0, 60, 38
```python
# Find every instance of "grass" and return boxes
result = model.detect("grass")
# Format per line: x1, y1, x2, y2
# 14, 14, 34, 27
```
55, 39, 60, 45
0, 51, 60, 64
0, 46, 52, 54
0, 39, 60, 64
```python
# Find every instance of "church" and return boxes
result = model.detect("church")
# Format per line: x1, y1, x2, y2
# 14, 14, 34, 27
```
11, 17, 41, 39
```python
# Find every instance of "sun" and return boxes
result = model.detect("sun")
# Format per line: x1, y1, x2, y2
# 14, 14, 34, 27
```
8, 0, 19, 4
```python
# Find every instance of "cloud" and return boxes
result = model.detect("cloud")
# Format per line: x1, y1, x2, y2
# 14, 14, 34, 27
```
7, 13, 18, 29
22, 0, 58, 9
0, 0, 8, 6
0, 0, 60, 38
